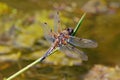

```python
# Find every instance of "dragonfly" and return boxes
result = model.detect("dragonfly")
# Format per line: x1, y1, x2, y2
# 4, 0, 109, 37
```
40, 12, 98, 61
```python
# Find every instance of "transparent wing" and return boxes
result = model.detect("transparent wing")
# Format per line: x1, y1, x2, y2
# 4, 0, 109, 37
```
68, 36, 98, 48
54, 12, 62, 33
59, 44, 88, 61
41, 23, 54, 43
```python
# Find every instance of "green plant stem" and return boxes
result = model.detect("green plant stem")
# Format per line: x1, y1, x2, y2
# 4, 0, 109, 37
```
71, 13, 86, 36
5, 48, 58, 80
5, 13, 86, 80
6, 56, 44, 80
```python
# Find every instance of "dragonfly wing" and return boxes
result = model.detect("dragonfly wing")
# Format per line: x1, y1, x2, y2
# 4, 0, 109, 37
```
68, 36, 98, 48
41, 23, 54, 43
59, 44, 88, 61
54, 12, 62, 33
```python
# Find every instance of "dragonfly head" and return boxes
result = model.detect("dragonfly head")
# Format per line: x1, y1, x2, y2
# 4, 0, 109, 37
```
66, 28, 73, 35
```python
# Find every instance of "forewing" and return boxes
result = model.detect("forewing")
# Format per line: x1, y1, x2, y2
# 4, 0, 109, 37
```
41, 23, 54, 43
59, 44, 88, 61
54, 12, 62, 33
68, 36, 98, 48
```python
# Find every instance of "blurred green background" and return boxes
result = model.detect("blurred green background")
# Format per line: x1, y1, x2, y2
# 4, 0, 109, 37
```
0, 0, 120, 80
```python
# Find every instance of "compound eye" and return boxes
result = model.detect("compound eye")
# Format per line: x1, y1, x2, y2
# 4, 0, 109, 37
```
66, 28, 69, 32
67, 28, 73, 35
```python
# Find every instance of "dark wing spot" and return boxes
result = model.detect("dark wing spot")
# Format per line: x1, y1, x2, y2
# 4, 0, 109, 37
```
58, 20, 60, 23
71, 46, 75, 49
79, 38, 82, 41
57, 11, 59, 15
44, 22, 47, 24
50, 29, 52, 32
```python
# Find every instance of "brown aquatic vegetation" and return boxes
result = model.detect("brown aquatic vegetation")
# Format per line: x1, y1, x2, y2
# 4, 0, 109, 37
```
84, 65, 120, 80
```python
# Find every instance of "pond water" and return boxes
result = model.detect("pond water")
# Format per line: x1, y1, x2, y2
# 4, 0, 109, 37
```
0, 0, 120, 80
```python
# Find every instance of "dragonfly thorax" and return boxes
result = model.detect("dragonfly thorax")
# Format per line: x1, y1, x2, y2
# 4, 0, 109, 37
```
52, 30, 70, 48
